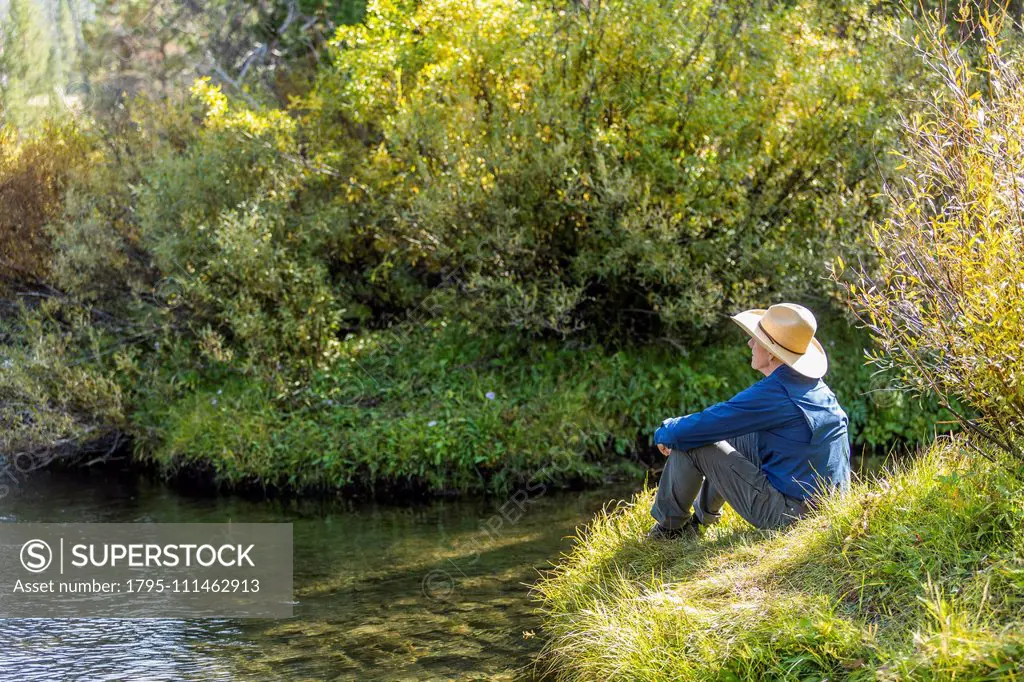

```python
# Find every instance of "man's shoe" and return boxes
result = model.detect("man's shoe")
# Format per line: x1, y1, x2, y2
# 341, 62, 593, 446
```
646, 517, 699, 541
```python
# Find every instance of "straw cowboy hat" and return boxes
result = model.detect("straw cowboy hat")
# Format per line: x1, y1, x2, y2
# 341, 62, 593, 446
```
730, 303, 828, 379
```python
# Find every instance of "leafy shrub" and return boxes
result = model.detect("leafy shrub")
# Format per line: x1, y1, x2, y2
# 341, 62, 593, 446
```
838, 5, 1024, 459
0, 0, 957, 495
0, 121, 90, 291
0, 299, 127, 462
136, 80, 344, 374
304, 0, 915, 339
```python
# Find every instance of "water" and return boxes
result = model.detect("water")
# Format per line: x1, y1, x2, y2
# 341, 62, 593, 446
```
0, 467, 640, 680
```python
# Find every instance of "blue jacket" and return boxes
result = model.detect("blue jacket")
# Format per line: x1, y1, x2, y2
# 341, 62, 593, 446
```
653, 363, 852, 500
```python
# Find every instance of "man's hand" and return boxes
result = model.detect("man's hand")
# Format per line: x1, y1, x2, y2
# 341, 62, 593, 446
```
657, 443, 672, 457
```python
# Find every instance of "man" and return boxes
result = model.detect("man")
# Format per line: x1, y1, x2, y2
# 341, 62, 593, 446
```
648, 303, 851, 540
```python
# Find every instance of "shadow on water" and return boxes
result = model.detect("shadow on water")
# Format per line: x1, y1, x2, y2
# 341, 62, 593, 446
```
0, 467, 640, 681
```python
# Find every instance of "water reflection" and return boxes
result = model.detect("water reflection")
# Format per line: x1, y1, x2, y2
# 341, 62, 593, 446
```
0, 468, 639, 680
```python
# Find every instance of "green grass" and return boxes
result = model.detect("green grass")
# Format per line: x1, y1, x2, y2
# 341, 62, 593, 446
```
127, 319, 951, 496
533, 436, 1024, 680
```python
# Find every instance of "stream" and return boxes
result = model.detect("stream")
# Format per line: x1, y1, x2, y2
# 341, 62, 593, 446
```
0, 466, 640, 681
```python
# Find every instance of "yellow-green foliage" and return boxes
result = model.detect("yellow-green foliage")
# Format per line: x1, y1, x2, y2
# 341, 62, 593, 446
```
0, 0, 960, 496
136, 79, 344, 372
838, 6, 1024, 456
0, 299, 126, 458
0, 121, 139, 463
305, 0, 913, 337
0, 121, 90, 291
535, 435, 1024, 680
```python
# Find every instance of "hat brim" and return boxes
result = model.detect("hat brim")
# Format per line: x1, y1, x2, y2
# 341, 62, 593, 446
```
730, 309, 829, 379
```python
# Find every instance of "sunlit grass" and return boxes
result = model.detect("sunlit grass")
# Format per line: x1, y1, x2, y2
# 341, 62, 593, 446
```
534, 436, 1024, 680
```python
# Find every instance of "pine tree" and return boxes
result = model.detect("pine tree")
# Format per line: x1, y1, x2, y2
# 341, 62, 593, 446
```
1, 0, 55, 125
53, 0, 81, 95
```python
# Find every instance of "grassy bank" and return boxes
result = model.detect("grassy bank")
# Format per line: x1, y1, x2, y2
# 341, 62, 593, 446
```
125, 319, 948, 497
533, 435, 1024, 680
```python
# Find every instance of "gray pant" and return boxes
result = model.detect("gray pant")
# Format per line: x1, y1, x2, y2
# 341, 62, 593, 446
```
651, 432, 809, 531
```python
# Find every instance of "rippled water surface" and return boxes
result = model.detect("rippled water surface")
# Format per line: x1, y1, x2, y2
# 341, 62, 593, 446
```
0, 468, 639, 680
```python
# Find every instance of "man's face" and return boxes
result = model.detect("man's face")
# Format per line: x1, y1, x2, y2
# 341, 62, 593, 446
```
748, 336, 774, 374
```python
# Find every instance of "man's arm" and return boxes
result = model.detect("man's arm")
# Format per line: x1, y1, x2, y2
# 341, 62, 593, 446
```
654, 379, 789, 452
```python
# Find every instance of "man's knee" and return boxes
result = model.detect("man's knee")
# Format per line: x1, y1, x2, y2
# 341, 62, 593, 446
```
666, 447, 705, 473
680, 441, 732, 467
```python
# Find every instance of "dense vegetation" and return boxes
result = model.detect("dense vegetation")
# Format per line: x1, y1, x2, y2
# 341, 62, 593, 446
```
838, 2, 1024, 460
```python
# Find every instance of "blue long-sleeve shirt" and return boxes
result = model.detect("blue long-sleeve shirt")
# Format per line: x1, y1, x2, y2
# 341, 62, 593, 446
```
654, 363, 852, 500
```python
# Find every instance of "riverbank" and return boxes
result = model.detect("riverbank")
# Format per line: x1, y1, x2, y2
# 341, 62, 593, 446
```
533, 435, 1024, 680
125, 320, 948, 498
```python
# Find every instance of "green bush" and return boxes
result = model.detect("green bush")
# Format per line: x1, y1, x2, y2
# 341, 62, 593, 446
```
0, 0, 957, 496
303, 0, 915, 339
136, 80, 345, 373
0, 121, 140, 464
0, 121, 91, 291
0, 299, 126, 461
